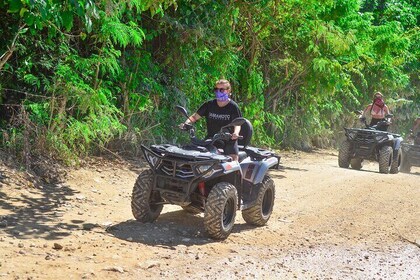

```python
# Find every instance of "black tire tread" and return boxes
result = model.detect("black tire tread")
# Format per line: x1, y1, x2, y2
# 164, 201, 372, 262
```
390, 148, 401, 174
242, 176, 275, 226
338, 140, 352, 168
131, 169, 163, 222
378, 146, 393, 174
204, 182, 237, 240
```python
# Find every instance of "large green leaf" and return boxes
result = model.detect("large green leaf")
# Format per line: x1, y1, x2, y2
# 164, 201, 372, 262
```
61, 11, 74, 31
7, 0, 22, 13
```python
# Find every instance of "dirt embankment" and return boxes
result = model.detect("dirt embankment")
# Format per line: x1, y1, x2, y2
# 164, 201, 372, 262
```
1, 150, 419, 279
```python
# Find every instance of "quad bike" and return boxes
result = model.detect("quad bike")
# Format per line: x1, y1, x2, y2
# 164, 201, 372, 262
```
400, 131, 420, 173
131, 105, 280, 239
338, 114, 403, 174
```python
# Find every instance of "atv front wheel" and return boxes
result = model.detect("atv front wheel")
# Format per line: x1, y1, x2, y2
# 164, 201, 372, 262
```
131, 169, 163, 222
350, 158, 363, 170
378, 146, 393, 174
204, 182, 237, 239
390, 148, 401, 174
242, 175, 275, 226
338, 140, 352, 168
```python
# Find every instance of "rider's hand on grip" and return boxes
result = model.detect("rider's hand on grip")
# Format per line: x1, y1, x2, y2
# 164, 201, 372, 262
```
179, 123, 192, 130
231, 133, 243, 140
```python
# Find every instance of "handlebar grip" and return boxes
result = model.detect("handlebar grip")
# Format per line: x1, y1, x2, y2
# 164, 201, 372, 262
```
179, 123, 193, 131
238, 135, 244, 139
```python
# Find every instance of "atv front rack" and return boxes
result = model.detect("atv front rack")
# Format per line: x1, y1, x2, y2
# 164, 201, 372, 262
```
141, 144, 225, 179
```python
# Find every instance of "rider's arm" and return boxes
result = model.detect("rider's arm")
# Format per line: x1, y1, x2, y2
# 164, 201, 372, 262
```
361, 104, 371, 119
184, 113, 201, 125
233, 125, 241, 135
231, 125, 241, 140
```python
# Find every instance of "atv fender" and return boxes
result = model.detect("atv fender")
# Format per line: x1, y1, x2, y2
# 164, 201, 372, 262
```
241, 157, 278, 185
221, 161, 242, 174
241, 182, 261, 210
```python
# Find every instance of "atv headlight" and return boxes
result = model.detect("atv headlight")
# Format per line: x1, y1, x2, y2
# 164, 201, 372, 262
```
196, 164, 220, 178
144, 151, 161, 168
346, 131, 357, 140
197, 164, 212, 174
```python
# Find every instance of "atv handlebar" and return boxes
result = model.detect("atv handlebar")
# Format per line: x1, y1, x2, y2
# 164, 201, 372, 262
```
176, 105, 246, 149
190, 131, 243, 147
178, 123, 243, 146
358, 114, 393, 130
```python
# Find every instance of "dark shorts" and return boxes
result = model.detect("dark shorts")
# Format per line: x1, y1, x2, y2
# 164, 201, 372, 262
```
369, 118, 384, 126
214, 139, 239, 155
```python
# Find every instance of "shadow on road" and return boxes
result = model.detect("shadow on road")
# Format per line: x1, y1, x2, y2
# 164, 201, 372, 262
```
0, 179, 80, 240
279, 165, 308, 172
107, 210, 259, 247
0, 170, 5, 184
334, 165, 420, 176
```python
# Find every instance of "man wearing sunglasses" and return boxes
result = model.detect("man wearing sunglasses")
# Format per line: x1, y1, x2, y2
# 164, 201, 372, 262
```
181, 79, 242, 161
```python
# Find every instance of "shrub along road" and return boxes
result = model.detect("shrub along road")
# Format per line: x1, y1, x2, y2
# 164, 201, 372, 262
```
0, 150, 419, 279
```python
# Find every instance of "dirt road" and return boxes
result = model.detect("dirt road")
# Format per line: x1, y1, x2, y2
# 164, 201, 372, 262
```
1, 150, 419, 279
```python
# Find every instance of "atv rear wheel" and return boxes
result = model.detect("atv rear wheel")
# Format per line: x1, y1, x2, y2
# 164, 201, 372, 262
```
350, 158, 363, 170
242, 175, 275, 226
378, 146, 393, 174
390, 148, 401, 174
204, 182, 237, 239
131, 169, 163, 222
338, 140, 352, 168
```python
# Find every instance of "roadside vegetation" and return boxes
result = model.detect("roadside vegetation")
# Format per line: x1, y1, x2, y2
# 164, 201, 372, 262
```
1, 0, 419, 165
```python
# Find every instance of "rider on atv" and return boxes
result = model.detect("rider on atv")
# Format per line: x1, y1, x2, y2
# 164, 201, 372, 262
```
180, 79, 242, 161
360, 92, 391, 131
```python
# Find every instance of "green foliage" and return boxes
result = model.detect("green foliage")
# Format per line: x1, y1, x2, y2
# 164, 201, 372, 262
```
0, 0, 419, 164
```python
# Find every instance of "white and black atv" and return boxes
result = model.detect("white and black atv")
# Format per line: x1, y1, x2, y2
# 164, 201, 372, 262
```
131, 106, 280, 239
338, 114, 403, 174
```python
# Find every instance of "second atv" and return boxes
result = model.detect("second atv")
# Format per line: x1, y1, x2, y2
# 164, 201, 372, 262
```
338, 114, 403, 174
131, 106, 280, 239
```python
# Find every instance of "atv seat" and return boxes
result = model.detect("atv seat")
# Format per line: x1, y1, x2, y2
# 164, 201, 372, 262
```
238, 118, 253, 148
237, 119, 254, 162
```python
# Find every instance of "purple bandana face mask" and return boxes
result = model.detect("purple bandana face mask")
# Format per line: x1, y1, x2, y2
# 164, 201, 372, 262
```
215, 90, 229, 102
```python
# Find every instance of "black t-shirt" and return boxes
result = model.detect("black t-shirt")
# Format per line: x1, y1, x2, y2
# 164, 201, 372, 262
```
196, 99, 242, 138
